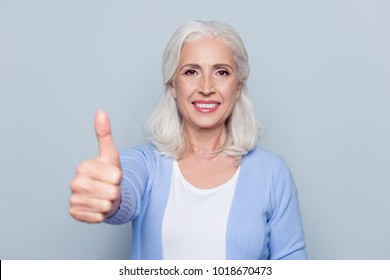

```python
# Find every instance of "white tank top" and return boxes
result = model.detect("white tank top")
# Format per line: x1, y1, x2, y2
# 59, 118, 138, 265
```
162, 160, 239, 259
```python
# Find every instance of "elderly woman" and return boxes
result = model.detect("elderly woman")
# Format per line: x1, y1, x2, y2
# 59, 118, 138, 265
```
69, 20, 307, 260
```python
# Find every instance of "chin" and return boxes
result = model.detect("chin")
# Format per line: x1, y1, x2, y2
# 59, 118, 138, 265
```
192, 121, 225, 130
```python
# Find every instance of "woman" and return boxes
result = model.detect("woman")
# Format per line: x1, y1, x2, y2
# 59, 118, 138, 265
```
69, 20, 307, 260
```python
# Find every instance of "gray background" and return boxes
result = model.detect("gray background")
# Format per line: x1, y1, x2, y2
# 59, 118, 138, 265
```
1, 0, 389, 259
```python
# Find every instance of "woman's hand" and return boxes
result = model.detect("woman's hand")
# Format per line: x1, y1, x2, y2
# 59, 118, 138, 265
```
69, 110, 122, 223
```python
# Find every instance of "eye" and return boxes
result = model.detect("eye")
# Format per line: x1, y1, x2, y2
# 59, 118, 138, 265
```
216, 69, 230, 76
184, 69, 197, 75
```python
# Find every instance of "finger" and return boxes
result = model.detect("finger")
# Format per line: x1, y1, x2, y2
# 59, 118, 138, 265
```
69, 207, 105, 223
69, 194, 113, 214
71, 174, 121, 200
94, 110, 120, 166
76, 160, 122, 185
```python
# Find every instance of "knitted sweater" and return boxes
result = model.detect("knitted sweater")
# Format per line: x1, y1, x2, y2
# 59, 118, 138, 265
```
105, 142, 307, 260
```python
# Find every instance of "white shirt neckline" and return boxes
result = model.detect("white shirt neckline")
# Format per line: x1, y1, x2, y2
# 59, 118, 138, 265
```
172, 159, 240, 194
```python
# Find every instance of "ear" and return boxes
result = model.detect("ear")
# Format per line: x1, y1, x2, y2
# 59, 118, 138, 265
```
236, 81, 243, 100
169, 81, 177, 99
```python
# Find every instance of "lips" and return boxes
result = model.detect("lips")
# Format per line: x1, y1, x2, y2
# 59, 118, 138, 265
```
192, 100, 220, 113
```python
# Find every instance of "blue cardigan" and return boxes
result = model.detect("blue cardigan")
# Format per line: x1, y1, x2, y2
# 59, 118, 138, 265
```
105, 142, 307, 260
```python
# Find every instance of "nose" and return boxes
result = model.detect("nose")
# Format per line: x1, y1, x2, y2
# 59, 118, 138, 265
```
199, 74, 215, 95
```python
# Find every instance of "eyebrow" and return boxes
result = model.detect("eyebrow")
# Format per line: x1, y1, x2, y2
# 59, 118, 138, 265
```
180, 64, 201, 71
179, 63, 234, 71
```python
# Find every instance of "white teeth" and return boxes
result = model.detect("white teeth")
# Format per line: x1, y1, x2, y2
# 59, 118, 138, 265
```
195, 103, 218, 109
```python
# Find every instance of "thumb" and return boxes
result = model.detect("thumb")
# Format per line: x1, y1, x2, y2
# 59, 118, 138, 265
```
94, 110, 119, 166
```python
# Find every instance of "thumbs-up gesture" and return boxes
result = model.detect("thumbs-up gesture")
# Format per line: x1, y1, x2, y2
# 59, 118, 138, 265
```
69, 110, 122, 223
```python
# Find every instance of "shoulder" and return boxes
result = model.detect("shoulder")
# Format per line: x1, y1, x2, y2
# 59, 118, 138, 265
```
120, 142, 157, 159
243, 146, 286, 169
119, 142, 172, 169
241, 146, 293, 184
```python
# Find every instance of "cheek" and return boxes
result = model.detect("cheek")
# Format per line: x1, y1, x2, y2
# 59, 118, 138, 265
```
221, 82, 241, 100
171, 85, 191, 113
173, 80, 198, 99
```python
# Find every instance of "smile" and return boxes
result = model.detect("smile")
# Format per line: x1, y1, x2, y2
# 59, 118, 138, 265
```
194, 102, 218, 109
192, 101, 220, 113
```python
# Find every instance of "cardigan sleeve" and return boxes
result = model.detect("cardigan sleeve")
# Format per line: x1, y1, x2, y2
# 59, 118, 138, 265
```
104, 146, 151, 225
267, 160, 307, 259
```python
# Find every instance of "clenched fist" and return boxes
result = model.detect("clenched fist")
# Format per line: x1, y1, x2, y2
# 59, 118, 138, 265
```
69, 110, 122, 223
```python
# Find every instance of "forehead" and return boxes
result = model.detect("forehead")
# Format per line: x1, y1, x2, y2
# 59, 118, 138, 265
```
179, 37, 235, 65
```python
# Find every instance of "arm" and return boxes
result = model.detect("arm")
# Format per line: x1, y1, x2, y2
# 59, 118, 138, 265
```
104, 146, 151, 225
267, 160, 307, 260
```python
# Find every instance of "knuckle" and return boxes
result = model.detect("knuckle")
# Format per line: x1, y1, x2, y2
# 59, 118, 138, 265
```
77, 160, 93, 174
110, 167, 122, 184
93, 213, 105, 223
69, 194, 86, 207
69, 178, 80, 192
101, 200, 112, 213
68, 207, 78, 219
70, 177, 84, 193
108, 187, 120, 200
69, 195, 78, 206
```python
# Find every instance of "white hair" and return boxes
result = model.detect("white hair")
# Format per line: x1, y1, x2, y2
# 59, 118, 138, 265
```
146, 20, 260, 160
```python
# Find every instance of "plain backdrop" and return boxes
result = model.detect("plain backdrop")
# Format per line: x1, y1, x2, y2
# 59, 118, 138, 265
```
1, 0, 389, 259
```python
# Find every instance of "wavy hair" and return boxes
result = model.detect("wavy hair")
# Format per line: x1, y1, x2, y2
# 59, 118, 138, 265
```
146, 20, 260, 160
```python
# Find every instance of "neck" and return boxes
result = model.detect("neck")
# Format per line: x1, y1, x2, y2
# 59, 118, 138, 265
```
183, 126, 227, 157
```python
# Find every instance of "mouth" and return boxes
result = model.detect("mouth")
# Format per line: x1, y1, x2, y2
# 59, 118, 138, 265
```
192, 100, 220, 113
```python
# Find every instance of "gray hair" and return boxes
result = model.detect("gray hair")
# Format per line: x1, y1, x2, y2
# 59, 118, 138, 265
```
146, 20, 260, 160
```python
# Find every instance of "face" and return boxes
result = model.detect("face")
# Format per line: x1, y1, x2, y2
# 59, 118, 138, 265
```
170, 37, 242, 133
